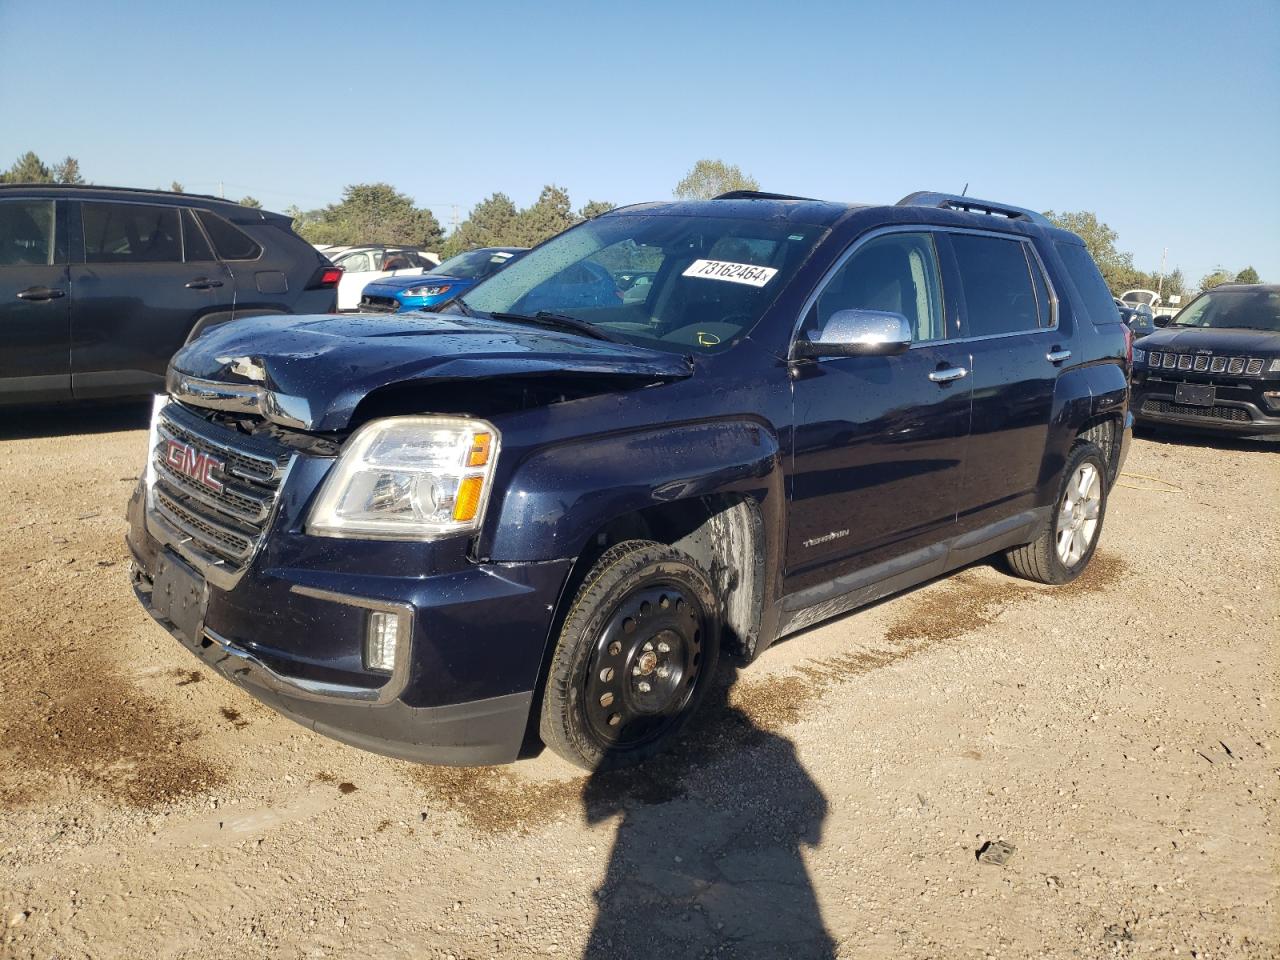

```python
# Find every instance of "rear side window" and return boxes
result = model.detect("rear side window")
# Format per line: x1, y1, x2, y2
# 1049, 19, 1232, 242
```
1055, 242, 1121, 325
83, 202, 182, 263
0, 199, 56, 266
181, 209, 216, 262
196, 210, 262, 261
949, 233, 1041, 337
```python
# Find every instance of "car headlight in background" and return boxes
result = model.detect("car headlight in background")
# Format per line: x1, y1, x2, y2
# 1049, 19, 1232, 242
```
307, 416, 499, 540
402, 284, 453, 299
1132, 348, 1146, 365
1269, 358, 1280, 373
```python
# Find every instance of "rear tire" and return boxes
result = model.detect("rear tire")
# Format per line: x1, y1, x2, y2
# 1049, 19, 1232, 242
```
539, 540, 720, 771
1005, 441, 1109, 585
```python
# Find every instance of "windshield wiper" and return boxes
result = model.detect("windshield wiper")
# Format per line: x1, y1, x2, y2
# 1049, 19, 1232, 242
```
488, 310, 624, 343
449, 297, 476, 317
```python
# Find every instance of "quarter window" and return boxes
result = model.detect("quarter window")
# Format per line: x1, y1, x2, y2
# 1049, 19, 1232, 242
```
811, 232, 946, 343
949, 233, 1042, 337
0, 200, 56, 266
196, 210, 262, 261
83, 202, 182, 263
1055, 242, 1122, 326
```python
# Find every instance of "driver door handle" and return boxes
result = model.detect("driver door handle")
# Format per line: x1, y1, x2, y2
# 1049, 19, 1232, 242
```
16, 285, 66, 301
1046, 349, 1072, 364
185, 276, 224, 289
928, 366, 969, 384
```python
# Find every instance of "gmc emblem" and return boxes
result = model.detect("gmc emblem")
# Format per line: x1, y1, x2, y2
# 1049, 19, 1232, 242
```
165, 439, 225, 493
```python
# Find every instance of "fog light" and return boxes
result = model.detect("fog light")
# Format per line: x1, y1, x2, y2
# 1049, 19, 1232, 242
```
366, 611, 400, 673
1263, 391, 1280, 413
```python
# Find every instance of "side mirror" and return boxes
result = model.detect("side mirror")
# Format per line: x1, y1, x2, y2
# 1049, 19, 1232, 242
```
793, 309, 913, 359
1153, 315, 1171, 328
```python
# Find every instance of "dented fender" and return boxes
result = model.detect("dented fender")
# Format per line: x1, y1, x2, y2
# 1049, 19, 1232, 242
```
485, 419, 785, 563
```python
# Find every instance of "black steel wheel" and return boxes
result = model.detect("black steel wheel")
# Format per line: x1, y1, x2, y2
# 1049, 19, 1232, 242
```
540, 540, 720, 770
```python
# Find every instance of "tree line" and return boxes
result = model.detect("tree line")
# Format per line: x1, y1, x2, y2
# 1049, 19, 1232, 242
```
2, 151, 1263, 292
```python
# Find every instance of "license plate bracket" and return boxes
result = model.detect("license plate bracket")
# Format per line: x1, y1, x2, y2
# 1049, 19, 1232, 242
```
153, 552, 208, 645
1174, 382, 1215, 407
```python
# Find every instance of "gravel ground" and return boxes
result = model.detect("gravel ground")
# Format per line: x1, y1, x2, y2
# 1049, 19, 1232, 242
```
0, 406, 1275, 960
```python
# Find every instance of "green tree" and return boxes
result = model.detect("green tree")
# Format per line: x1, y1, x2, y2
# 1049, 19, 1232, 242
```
297, 183, 443, 249
239, 195, 262, 209
1234, 266, 1260, 284
2, 151, 53, 184
51, 156, 84, 184
170, 181, 184, 194
512, 184, 576, 246
442, 192, 519, 256
578, 200, 615, 221
1199, 268, 1234, 291
674, 159, 759, 200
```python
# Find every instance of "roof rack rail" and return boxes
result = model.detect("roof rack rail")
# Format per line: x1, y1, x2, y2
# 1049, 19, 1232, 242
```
713, 190, 815, 201
897, 191, 1050, 227
0, 182, 232, 205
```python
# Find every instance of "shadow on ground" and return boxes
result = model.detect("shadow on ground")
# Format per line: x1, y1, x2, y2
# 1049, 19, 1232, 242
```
0, 400, 152, 441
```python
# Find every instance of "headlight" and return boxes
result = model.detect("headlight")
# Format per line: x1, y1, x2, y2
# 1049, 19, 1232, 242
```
307, 417, 499, 540
402, 284, 453, 299
1132, 348, 1146, 365
1269, 358, 1280, 373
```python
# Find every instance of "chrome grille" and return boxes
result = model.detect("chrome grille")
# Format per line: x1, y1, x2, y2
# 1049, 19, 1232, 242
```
1147, 351, 1266, 377
149, 402, 292, 580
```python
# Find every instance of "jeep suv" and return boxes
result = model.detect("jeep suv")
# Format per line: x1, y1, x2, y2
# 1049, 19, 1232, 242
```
125, 190, 1132, 770
1130, 284, 1280, 437
0, 185, 339, 406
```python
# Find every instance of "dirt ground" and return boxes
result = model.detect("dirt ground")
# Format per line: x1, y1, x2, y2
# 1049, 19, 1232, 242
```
0, 405, 1275, 960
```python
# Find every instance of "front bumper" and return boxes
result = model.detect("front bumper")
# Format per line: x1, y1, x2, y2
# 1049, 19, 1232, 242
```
1132, 376, 1280, 436
127, 477, 572, 766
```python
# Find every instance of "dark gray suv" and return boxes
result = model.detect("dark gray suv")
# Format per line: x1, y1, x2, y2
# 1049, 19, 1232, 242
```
0, 185, 339, 406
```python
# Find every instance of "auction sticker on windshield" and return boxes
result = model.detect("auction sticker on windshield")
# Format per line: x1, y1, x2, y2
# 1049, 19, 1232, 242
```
683, 260, 778, 288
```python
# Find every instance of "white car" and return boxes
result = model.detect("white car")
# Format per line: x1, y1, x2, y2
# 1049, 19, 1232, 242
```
330, 246, 440, 311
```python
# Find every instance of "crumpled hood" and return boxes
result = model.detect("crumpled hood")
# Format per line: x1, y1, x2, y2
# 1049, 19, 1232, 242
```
1140, 326, 1280, 354
363, 273, 468, 296
169, 312, 694, 431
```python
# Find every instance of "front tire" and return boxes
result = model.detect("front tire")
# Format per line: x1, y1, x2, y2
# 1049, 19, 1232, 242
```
1005, 441, 1109, 585
539, 540, 721, 770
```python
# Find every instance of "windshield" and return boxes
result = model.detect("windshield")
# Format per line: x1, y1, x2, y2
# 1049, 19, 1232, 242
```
457, 214, 827, 353
430, 249, 520, 280
1172, 288, 1280, 332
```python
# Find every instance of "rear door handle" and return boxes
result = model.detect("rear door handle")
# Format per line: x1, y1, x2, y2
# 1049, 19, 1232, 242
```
185, 277, 224, 289
16, 286, 66, 301
1046, 349, 1072, 364
928, 366, 969, 384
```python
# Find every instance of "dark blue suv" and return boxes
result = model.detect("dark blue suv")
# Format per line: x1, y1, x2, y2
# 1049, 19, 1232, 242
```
125, 190, 1132, 770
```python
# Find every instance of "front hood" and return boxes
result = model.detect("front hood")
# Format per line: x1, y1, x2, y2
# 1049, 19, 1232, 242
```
169, 312, 693, 431
1141, 326, 1280, 354
363, 273, 470, 296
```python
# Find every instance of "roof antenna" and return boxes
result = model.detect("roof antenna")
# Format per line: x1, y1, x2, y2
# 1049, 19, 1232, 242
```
960, 182, 969, 197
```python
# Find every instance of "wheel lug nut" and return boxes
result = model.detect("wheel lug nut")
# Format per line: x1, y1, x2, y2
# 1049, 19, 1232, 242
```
657, 641, 670, 653
637, 680, 651, 693
608, 713, 621, 727
600, 667, 614, 683
642, 641, 653, 652
599, 692, 614, 708
656, 665, 670, 679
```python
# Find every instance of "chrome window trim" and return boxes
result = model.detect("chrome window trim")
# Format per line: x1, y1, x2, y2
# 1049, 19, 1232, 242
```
788, 224, 1059, 360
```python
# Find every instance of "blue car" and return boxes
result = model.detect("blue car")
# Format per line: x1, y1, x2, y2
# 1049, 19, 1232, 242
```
358, 247, 526, 312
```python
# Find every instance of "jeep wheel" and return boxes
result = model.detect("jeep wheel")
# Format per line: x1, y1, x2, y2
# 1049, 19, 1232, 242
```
1005, 441, 1109, 585
539, 540, 720, 770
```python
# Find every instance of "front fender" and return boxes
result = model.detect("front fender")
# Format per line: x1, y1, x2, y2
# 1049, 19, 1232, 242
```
487, 419, 784, 562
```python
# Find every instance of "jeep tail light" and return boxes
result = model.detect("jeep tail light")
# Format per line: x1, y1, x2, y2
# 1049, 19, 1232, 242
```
1123, 324, 1133, 368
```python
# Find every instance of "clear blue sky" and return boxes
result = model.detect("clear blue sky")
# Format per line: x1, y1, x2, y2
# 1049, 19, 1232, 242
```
2, 0, 1276, 284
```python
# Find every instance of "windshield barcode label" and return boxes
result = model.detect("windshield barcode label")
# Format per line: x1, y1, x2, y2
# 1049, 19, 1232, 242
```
682, 259, 778, 288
